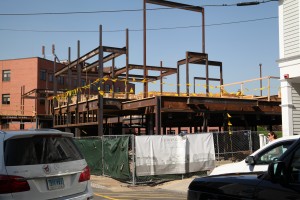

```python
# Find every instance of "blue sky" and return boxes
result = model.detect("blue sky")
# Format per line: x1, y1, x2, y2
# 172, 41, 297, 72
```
0, 0, 279, 95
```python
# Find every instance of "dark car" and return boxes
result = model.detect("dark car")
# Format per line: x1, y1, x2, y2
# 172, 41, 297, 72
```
188, 137, 300, 200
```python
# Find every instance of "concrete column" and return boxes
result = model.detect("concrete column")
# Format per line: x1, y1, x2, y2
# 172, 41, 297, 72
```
281, 80, 294, 136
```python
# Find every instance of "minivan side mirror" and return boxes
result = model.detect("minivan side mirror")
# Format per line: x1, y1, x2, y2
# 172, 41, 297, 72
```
245, 156, 255, 165
268, 161, 288, 185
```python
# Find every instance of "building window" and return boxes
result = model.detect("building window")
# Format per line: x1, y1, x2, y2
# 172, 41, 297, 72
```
2, 70, 10, 82
2, 94, 10, 104
20, 123, 24, 130
40, 69, 47, 81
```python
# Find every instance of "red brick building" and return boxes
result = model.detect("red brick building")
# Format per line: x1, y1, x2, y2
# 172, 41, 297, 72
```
0, 57, 134, 131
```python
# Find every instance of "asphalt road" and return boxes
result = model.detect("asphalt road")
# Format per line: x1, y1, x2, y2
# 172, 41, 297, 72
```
92, 187, 186, 200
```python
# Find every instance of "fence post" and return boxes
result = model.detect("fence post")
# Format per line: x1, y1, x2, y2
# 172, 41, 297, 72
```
248, 130, 253, 153
215, 132, 220, 162
102, 136, 104, 176
132, 134, 136, 186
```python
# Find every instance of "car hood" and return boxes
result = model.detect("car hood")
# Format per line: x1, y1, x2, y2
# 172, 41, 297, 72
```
189, 173, 262, 199
209, 161, 245, 175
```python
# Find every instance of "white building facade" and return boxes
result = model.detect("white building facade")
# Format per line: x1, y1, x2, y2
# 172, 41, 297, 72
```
279, 0, 300, 136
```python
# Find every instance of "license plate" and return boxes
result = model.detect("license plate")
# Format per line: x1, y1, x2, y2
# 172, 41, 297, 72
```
47, 177, 65, 190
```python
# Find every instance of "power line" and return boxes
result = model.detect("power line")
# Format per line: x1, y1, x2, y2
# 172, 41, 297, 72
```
0, 16, 278, 33
204, 0, 277, 7
0, 0, 278, 16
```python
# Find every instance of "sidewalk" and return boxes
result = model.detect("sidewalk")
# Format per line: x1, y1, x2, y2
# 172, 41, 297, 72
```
90, 175, 195, 194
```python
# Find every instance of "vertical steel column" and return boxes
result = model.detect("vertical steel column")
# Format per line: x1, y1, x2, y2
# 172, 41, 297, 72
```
143, 0, 148, 98
20, 86, 22, 114
20, 85, 24, 115
259, 63, 262, 96
98, 25, 104, 136
193, 77, 196, 93
160, 61, 163, 94
52, 44, 57, 107
268, 77, 270, 101
76, 41, 81, 125
126, 29, 129, 99
67, 47, 72, 125
112, 58, 115, 98
220, 63, 223, 95
52, 44, 57, 127
177, 63, 180, 95
155, 96, 161, 135
35, 92, 38, 128
186, 52, 189, 96
202, 8, 205, 53
205, 56, 209, 96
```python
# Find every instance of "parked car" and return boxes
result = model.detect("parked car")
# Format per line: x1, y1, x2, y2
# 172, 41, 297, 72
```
188, 137, 300, 200
210, 135, 300, 175
0, 129, 93, 200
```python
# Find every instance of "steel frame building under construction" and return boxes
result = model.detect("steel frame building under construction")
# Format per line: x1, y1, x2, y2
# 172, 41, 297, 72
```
49, 0, 281, 137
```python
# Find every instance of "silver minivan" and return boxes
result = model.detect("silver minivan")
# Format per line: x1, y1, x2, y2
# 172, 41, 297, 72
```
0, 129, 93, 200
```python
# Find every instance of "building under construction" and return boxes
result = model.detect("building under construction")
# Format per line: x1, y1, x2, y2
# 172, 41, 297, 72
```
48, 0, 281, 137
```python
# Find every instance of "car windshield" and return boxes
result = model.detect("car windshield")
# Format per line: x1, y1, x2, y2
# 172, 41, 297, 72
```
4, 135, 83, 166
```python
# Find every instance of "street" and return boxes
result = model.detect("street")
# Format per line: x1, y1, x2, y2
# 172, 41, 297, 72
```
92, 187, 186, 200
90, 176, 188, 200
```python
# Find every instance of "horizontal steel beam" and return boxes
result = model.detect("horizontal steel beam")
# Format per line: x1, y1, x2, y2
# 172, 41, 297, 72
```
55, 46, 126, 76
178, 58, 222, 67
194, 77, 220, 81
83, 52, 124, 72
114, 64, 176, 76
122, 97, 157, 110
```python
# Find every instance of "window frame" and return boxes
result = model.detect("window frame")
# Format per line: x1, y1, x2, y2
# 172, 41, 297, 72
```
40, 69, 47, 81
2, 94, 10, 104
2, 70, 11, 82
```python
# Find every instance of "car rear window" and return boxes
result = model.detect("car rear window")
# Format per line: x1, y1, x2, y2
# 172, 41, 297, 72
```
4, 135, 84, 166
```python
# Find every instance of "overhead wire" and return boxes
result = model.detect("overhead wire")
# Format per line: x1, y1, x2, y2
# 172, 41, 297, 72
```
0, 16, 278, 33
0, 0, 278, 16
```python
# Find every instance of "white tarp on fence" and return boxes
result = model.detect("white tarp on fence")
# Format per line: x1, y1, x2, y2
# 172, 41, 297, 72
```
135, 133, 215, 176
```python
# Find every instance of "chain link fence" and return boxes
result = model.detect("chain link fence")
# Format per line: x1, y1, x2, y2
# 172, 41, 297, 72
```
74, 130, 266, 185
213, 130, 260, 166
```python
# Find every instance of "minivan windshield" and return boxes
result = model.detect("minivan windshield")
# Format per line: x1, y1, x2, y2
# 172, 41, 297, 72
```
4, 135, 83, 166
